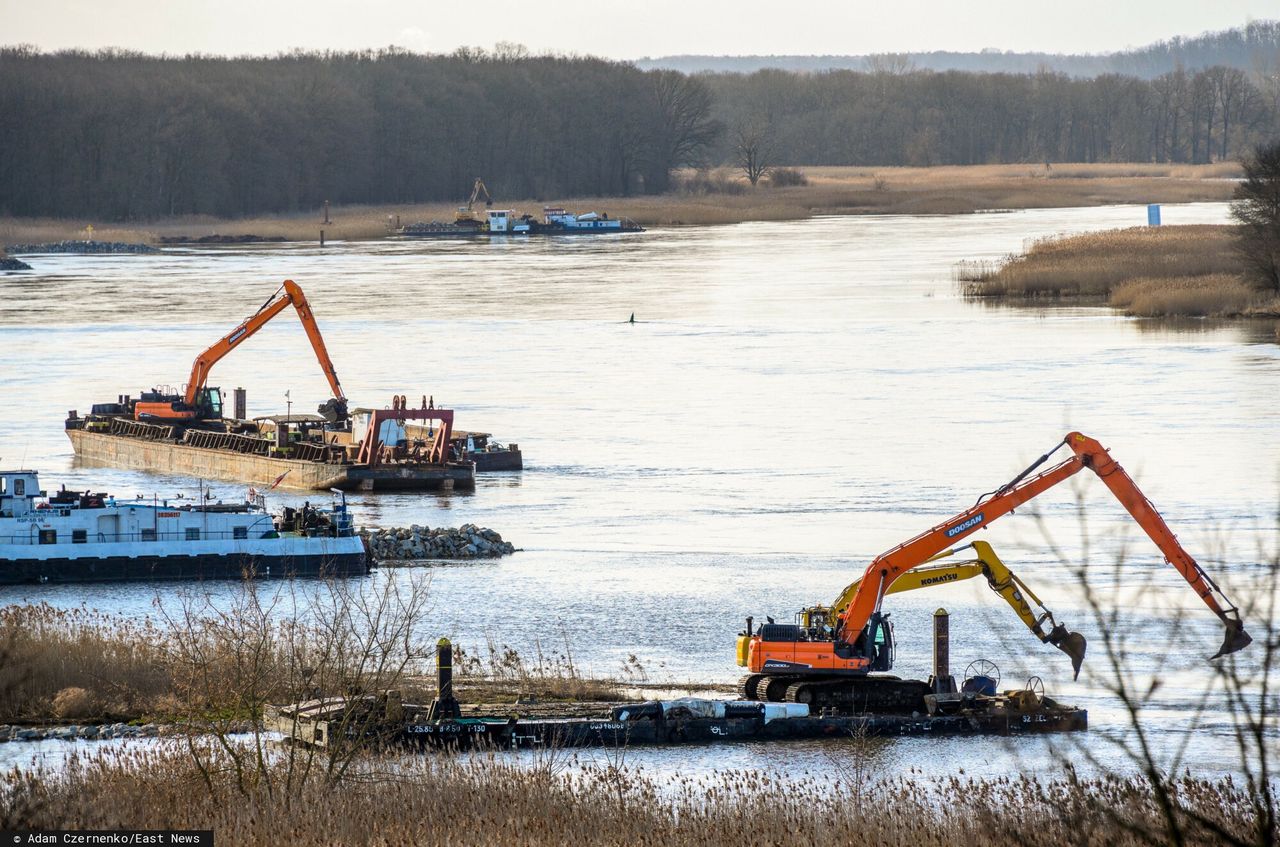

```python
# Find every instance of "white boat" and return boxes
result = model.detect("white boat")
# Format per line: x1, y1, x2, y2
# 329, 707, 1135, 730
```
0, 470, 368, 584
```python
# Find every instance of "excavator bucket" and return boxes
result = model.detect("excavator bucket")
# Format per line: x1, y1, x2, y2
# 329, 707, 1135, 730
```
1212, 617, 1252, 659
1046, 624, 1087, 680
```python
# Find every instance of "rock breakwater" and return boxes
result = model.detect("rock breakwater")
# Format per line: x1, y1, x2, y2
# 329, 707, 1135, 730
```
5, 240, 159, 254
0, 255, 31, 271
0, 720, 257, 743
361, 524, 516, 561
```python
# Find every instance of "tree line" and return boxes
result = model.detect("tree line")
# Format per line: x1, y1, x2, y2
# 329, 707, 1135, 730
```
704, 64, 1280, 169
640, 20, 1280, 79
1, 46, 1279, 221
0, 47, 719, 219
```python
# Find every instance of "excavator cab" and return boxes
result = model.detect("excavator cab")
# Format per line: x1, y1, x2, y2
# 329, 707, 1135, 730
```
134, 386, 222, 423
851, 612, 895, 672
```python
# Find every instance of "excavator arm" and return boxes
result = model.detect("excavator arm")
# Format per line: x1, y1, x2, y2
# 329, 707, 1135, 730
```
827, 540, 1087, 677
835, 432, 1250, 661
182, 279, 346, 418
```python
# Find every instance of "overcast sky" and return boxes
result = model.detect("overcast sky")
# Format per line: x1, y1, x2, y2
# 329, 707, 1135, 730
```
2, 0, 1274, 59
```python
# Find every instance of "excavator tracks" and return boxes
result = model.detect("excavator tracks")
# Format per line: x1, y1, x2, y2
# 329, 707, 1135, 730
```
743, 674, 930, 715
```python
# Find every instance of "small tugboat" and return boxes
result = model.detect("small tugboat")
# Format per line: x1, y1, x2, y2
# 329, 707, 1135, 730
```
0, 469, 368, 584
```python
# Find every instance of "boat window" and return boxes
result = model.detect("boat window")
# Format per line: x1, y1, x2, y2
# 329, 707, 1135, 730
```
233, 526, 248, 540
38, 529, 56, 544
72, 529, 87, 544
13, 479, 24, 496
141, 528, 157, 542
185, 528, 200, 541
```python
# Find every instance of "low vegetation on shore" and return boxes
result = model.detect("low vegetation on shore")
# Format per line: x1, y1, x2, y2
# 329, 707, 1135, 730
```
0, 598, 659, 727
0, 163, 1240, 246
3, 746, 1270, 846
957, 224, 1280, 318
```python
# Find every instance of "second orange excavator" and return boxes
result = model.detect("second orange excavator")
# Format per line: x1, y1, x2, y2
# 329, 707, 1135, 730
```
738, 432, 1251, 712
132, 279, 347, 425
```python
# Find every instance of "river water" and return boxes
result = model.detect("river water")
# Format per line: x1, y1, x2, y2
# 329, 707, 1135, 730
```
2, 202, 1276, 779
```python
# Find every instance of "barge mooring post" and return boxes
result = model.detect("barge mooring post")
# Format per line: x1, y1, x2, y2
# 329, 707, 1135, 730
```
930, 608, 957, 695
427, 637, 461, 721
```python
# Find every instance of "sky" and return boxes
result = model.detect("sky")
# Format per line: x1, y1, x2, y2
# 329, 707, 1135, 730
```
1, 0, 1275, 59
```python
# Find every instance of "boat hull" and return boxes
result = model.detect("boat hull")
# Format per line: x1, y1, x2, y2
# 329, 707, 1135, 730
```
0, 548, 368, 584
67, 428, 474, 492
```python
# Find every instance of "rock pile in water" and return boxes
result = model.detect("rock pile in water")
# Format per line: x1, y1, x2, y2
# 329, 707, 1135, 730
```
0, 254, 31, 271
159, 234, 287, 244
0, 720, 257, 742
360, 524, 516, 561
5, 240, 159, 254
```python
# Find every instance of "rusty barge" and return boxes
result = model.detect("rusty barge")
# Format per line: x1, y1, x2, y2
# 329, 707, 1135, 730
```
67, 396, 476, 492
64, 278, 525, 492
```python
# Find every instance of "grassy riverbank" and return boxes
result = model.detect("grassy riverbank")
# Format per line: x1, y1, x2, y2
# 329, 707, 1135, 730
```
0, 162, 1240, 245
4, 746, 1268, 846
0, 603, 688, 726
958, 224, 1280, 318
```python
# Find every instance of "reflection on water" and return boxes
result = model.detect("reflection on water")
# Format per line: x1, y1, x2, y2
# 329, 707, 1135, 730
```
2, 201, 1276, 778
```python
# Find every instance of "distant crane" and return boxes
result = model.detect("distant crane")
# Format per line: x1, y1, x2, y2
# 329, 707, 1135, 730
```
456, 178, 493, 225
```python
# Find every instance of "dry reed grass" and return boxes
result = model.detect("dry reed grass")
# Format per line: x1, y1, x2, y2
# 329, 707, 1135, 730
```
2, 746, 1267, 846
0, 604, 175, 722
0, 603, 656, 724
0, 163, 1240, 244
956, 224, 1280, 318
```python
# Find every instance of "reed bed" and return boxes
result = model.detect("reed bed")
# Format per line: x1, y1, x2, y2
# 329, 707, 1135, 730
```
0, 602, 648, 724
956, 224, 1280, 318
2, 746, 1267, 846
0, 163, 1240, 245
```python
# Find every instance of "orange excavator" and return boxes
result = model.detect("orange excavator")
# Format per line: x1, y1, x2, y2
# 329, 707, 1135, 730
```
133, 279, 347, 424
738, 432, 1251, 711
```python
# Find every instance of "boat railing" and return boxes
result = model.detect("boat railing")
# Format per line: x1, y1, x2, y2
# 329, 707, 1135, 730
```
1, 527, 277, 545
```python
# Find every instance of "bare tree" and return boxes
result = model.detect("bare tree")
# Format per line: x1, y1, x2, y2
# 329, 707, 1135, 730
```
733, 117, 776, 186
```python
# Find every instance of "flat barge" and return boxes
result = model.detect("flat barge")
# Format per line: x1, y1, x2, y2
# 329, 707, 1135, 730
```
67, 420, 475, 492
67, 398, 477, 493
271, 692, 1086, 751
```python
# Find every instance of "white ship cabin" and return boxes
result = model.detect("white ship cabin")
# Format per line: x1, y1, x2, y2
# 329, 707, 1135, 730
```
486, 209, 532, 234
0, 470, 337, 548
542, 207, 624, 231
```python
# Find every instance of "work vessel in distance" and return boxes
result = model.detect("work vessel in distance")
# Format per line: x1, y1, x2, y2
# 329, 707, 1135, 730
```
0, 469, 368, 584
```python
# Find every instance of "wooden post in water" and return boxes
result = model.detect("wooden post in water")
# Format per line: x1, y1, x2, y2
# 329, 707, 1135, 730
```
931, 608, 956, 694
320, 229, 325, 247
427, 637, 461, 720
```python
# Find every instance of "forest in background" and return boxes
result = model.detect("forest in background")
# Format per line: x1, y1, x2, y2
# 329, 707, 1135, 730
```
1, 43, 1278, 221
639, 20, 1280, 78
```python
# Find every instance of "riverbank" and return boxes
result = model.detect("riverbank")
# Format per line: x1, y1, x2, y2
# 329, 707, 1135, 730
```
958, 224, 1280, 318
0, 602, 680, 727
0, 163, 1240, 245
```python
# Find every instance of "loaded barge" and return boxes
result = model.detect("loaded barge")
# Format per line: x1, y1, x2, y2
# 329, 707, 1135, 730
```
65, 279, 507, 492
67, 398, 476, 492
0, 469, 367, 584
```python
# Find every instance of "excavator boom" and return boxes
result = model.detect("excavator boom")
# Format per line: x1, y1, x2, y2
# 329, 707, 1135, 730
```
835, 432, 1250, 661
179, 279, 345, 414
825, 541, 1086, 677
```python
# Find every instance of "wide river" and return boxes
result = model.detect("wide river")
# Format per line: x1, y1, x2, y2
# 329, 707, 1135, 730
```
2, 202, 1276, 780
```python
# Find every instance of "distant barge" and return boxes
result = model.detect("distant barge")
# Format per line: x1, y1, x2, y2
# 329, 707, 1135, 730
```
397, 207, 643, 239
